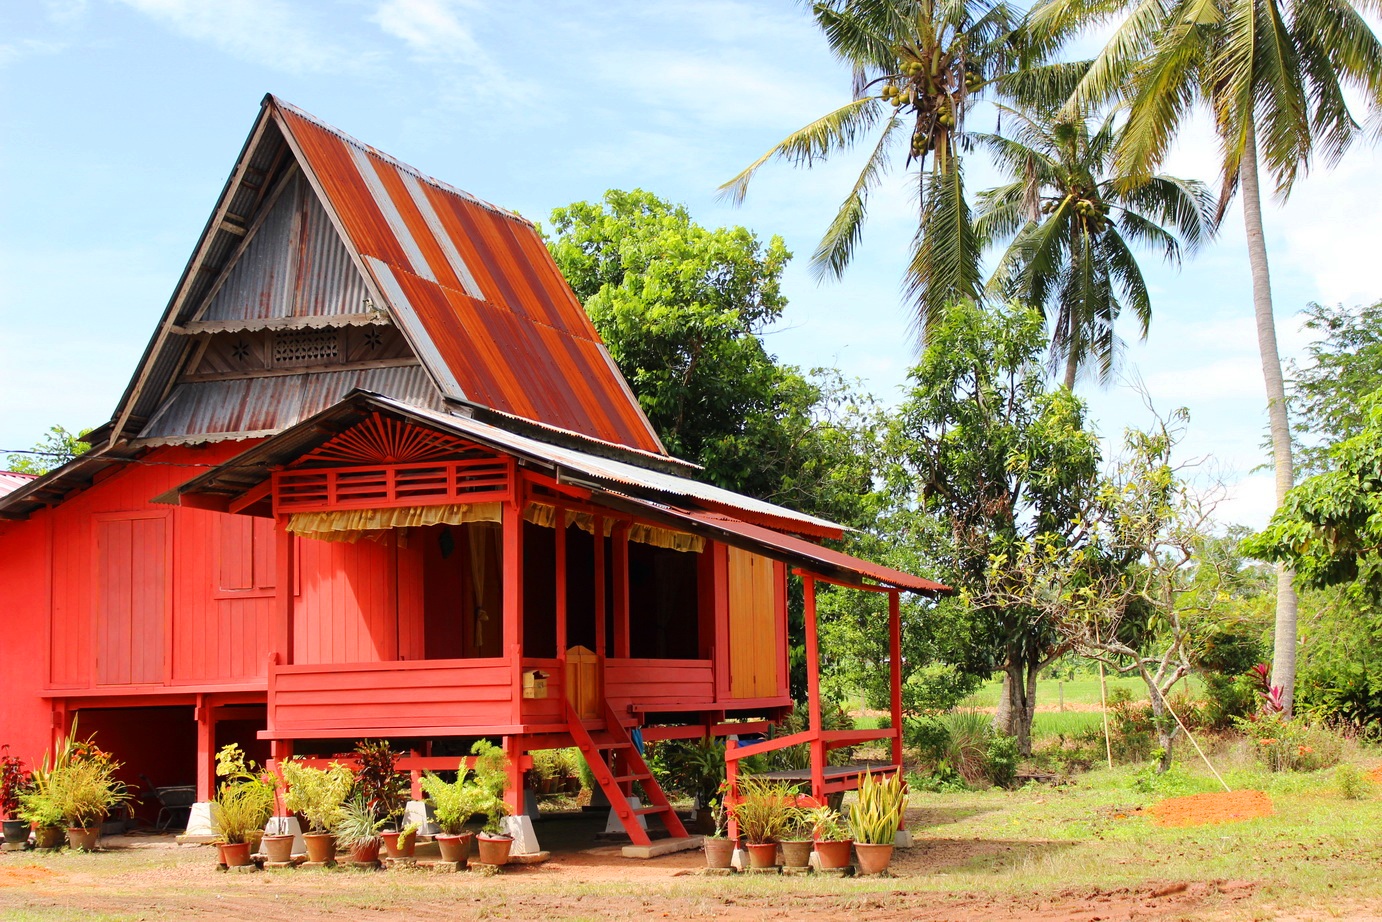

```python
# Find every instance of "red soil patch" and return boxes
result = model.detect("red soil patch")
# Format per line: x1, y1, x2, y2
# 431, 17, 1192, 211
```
1368, 766, 1382, 784
1151, 790, 1273, 828
0, 864, 55, 887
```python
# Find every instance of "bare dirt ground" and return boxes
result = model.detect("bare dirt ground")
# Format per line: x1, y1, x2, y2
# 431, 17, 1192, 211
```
4, 787, 1381, 922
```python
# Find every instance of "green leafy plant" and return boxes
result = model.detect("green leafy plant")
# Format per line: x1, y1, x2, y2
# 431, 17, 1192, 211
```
41, 730, 133, 830
985, 733, 1020, 789
280, 760, 353, 835
849, 770, 907, 845
702, 794, 728, 840
213, 744, 273, 845
470, 741, 511, 836
1235, 714, 1344, 773
727, 776, 798, 845
803, 804, 849, 842
335, 795, 386, 849
419, 765, 486, 835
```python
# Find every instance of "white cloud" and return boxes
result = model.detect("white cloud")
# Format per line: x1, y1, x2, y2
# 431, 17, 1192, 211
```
370, 0, 484, 61
0, 38, 67, 68
115, 0, 382, 75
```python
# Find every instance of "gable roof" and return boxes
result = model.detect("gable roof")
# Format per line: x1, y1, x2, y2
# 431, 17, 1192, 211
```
108, 94, 665, 455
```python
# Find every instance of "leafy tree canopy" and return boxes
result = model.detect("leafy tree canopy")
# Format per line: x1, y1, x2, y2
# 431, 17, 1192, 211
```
5, 425, 91, 476
544, 188, 877, 527
1290, 300, 1382, 474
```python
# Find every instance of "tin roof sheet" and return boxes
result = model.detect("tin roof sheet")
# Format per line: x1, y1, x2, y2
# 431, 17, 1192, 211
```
0, 471, 38, 498
271, 98, 665, 455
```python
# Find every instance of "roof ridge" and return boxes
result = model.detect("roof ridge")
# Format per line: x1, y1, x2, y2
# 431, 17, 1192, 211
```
265, 94, 533, 228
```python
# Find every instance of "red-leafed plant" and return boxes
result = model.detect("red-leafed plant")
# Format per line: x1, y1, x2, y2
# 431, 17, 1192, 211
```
1250, 663, 1286, 716
0, 746, 31, 820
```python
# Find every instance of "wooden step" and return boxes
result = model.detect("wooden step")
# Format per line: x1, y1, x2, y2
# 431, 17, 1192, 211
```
633, 805, 671, 816
611, 773, 650, 784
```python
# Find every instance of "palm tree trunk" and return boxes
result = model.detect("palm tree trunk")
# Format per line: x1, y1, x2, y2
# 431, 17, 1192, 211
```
1062, 340, 1079, 389
1240, 116, 1299, 715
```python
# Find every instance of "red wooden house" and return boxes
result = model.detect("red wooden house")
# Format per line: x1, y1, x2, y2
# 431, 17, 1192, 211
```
0, 96, 945, 848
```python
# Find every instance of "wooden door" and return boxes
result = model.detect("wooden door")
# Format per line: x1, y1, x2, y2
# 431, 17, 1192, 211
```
727, 547, 779, 698
96, 515, 168, 685
565, 645, 601, 718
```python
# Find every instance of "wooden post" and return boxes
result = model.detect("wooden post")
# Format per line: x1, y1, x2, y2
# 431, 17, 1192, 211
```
612, 522, 630, 659
274, 517, 295, 664
269, 739, 293, 815
503, 503, 524, 720
554, 502, 567, 658
725, 738, 739, 841
803, 574, 826, 801
594, 515, 607, 658
888, 590, 903, 766
502, 735, 524, 818
194, 694, 215, 802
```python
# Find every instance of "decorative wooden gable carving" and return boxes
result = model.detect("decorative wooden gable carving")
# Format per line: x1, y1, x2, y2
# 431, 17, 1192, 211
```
274, 413, 512, 512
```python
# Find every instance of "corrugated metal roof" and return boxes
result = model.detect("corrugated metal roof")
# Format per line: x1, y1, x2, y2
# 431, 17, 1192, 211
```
674, 510, 949, 594
163, 392, 946, 593
139, 366, 442, 442
0, 471, 37, 498
199, 172, 371, 323
270, 98, 666, 455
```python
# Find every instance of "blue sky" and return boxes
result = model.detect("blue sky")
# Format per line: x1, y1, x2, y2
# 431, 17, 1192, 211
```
2, 0, 1379, 528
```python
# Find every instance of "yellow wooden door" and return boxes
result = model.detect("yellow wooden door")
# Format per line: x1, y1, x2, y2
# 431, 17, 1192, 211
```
727, 547, 779, 698
565, 645, 601, 718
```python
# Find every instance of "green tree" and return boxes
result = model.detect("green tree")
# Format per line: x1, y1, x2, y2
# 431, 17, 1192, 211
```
719, 0, 1028, 340
544, 189, 877, 524
1289, 300, 1382, 474
1030, 0, 1382, 714
975, 106, 1215, 388
5, 426, 91, 475
888, 300, 1102, 753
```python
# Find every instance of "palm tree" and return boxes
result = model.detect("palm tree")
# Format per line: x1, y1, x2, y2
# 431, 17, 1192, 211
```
1028, 0, 1382, 710
975, 106, 1216, 388
719, 0, 1026, 341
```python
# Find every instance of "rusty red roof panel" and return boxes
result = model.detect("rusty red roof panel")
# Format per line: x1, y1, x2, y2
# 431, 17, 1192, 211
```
272, 99, 664, 455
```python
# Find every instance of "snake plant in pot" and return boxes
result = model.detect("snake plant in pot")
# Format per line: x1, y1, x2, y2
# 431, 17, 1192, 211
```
849, 769, 907, 875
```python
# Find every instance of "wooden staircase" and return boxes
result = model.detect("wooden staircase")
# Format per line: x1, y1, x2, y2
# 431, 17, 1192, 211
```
565, 700, 689, 847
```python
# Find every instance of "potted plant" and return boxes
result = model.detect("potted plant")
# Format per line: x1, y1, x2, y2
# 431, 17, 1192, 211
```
212, 744, 274, 867
849, 770, 907, 875
381, 821, 419, 860
555, 748, 582, 795
280, 759, 353, 864
778, 797, 816, 870
701, 794, 734, 869
45, 733, 133, 852
420, 765, 482, 865
1, 746, 32, 846
336, 795, 386, 867
17, 779, 63, 850
805, 804, 852, 871
470, 741, 514, 867
728, 776, 795, 870
352, 741, 408, 827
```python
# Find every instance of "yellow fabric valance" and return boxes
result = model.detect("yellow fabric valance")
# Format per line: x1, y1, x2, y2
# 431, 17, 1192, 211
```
287, 503, 503, 543
523, 502, 703, 553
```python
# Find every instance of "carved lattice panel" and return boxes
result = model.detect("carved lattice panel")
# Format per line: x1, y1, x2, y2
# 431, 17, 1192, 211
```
300, 413, 480, 466
271, 329, 341, 367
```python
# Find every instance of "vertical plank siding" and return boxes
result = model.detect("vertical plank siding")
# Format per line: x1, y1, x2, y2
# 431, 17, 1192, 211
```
726, 546, 781, 700
39, 443, 274, 690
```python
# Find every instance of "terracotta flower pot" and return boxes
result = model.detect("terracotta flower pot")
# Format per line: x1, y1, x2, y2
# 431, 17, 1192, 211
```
348, 840, 381, 866
221, 841, 254, 867
744, 841, 778, 869
66, 827, 100, 852
703, 837, 735, 869
381, 831, 415, 859
780, 839, 814, 868
2, 820, 29, 846
435, 831, 472, 865
564, 776, 581, 795
814, 838, 853, 870
302, 832, 336, 863
854, 842, 894, 875
34, 826, 64, 849
261, 834, 295, 863
476, 832, 513, 867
